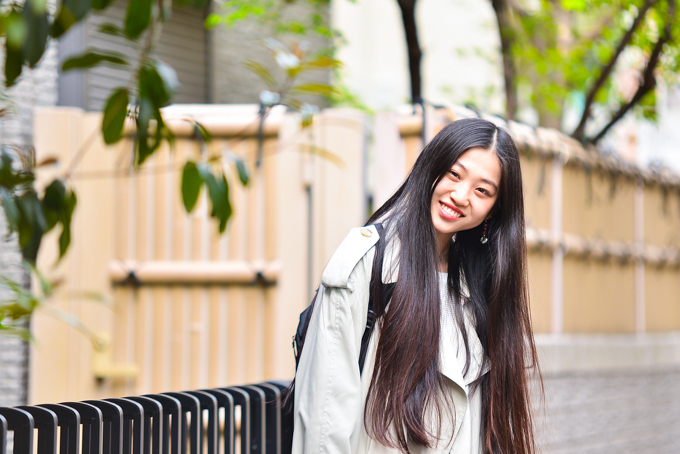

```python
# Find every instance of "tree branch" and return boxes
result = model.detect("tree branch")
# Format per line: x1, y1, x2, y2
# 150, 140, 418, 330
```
572, 0, 658, 140
491, 0, 518, 119
589, 0, 675, 144
396, 0, 422, 104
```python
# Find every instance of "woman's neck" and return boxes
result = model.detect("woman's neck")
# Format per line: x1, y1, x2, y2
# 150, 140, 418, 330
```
437, 244, 449, 273
436, 232, 452, 272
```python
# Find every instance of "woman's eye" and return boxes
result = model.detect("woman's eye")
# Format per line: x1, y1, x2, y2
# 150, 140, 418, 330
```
477, 188, 490, 196
449, 170, 460, 179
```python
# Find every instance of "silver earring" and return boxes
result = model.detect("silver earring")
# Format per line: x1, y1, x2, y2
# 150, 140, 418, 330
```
480, 219, 488, 244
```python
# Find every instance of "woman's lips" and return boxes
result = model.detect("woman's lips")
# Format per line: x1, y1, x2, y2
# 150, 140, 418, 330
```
439, 202, 464, 220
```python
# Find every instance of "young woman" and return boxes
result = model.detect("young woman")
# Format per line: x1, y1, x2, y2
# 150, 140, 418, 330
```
292, 118, 541, 454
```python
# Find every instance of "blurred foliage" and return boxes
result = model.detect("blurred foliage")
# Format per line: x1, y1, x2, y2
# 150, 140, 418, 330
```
0, 0, 242, 337
209, 0, 368, 111
494, 0, 679, 143
245, 38, 341, 113
207, 0, 338, 45
0, 148, 75, 265
180, 38, 340, 210
0, 0, 339, 338
0, 264, 109, 341
0, 0, 236, 255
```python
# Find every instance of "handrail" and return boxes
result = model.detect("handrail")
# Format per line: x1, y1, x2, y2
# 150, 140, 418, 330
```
0, 383, 292, 454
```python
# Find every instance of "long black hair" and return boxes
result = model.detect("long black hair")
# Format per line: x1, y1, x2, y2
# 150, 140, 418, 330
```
365, 118, 540, 454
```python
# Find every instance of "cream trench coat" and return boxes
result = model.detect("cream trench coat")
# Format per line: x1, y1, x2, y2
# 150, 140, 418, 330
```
292, 225, 490, 454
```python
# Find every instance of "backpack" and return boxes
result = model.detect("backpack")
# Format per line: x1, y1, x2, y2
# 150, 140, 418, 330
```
292, 223, 395, 374
282, 224, 395, 452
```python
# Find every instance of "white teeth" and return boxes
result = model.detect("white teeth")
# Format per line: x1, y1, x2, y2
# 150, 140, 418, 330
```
441, 203, 461, 218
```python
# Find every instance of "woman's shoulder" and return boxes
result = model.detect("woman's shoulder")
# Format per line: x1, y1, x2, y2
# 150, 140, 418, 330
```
320, 225, 381, 290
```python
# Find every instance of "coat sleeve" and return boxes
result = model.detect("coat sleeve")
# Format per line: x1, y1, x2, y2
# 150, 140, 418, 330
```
292, 227, 377, 454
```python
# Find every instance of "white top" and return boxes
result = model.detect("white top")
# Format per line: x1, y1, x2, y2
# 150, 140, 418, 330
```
438, 271, 484, 453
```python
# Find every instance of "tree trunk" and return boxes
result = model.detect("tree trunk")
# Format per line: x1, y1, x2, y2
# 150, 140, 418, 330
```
396, 0, 422, 104
491, 0, 518, 119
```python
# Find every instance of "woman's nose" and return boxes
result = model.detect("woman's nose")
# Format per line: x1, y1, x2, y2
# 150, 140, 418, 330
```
450, 185, 471, 206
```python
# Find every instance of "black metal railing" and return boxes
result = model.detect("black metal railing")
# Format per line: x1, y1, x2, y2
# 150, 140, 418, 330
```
0, 381, 293, 454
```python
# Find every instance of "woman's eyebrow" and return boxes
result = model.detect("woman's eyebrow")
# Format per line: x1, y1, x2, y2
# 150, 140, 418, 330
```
482, 179, 499, 192
455, 162, 499, 192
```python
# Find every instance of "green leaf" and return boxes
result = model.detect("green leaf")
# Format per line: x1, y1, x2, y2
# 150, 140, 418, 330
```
61, 51, 129, 71
181, 161, 202, 212
22, 0, 49, 67
153, 60, 180, 102
0, 187, 19, 232
92, 0, 116, 10
562, 0, 586, 11
134, 98, 153, 165
16, 190, 46, 264
220, 174, 232, 232
41, 180, 65, 232
193, 121, 212, 144
133, 60, 176, 166
58, 189, 76, 259
242, 60, 278, 90
124, 0, 152, 39
299, 55, 342, 72
102, 88, 129, 144
5, 10, 27, 50
139, 60, 178, 108
198, 165, 232, 233
63, 0, 91, 21
5, 45, 23, 87
204, 13, 222, 29
234, 157, 249, 185
50, 7, 76, 38
97, 22, 125, 36
39, 180, 77, 259
0, 151, 34, 189
51, 0, 91, 38
134, 100, 167, 166
288, 82, 339, 97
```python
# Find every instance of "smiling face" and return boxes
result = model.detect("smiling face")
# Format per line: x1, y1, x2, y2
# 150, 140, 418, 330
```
430, 146, 502, 249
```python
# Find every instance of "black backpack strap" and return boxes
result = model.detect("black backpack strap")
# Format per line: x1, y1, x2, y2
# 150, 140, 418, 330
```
358, 223, 395, 375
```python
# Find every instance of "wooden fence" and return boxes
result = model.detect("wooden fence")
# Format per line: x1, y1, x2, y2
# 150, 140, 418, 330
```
375, 106, 680, 335
29, 104, 680, 405
30, 105, 367, 404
